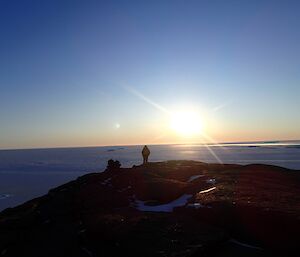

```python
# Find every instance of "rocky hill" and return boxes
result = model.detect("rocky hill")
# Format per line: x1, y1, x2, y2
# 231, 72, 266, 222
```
0, 161, 299, 257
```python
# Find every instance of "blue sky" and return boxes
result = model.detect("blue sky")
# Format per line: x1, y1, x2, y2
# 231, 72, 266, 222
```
0, 0, 299, 149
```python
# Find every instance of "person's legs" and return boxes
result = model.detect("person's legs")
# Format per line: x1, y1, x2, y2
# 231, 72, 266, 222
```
143, 156, 146, 164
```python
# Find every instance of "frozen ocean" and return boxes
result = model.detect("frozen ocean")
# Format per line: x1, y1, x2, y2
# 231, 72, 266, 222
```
0, 141, 299, 211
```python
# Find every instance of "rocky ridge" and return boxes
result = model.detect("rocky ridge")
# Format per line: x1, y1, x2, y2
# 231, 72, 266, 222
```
0, 161, 299, 257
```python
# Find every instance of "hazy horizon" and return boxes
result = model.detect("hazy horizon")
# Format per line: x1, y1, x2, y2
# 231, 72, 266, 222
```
1, 0, 299, 149
1, 139, 300, 151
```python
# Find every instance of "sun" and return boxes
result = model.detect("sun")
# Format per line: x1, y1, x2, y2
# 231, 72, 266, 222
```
170, 110, 203, 137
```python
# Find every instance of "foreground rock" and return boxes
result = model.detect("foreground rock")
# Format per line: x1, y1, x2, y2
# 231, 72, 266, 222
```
0, 161, 299, 257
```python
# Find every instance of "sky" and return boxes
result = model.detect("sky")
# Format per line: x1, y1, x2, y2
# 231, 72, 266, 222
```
0, 0, 299, 149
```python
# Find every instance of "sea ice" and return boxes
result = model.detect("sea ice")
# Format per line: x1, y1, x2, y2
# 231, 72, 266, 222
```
0, 194, 12, 200
0, 142, 299, 211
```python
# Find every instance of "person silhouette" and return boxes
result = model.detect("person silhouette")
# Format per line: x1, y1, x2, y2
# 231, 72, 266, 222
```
142, 145, 150, 164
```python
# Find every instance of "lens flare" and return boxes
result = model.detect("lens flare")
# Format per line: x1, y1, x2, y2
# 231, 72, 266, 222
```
171, 111, 203, 137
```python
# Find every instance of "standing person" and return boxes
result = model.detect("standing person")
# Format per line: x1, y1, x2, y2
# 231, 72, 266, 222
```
142, 145, 150, 164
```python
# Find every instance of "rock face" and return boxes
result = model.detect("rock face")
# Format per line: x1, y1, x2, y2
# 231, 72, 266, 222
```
0, 161, 299, 257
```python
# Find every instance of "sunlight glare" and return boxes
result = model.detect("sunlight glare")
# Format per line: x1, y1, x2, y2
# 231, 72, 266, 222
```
171, 110, 203, 137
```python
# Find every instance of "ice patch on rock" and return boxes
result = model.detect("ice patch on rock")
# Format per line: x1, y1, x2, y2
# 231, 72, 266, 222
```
187, 174, 204, 182
206, 178, 216, 184
187, 203, 204, 209
101, 177, 112, 186
229, 238, 263, 250
199, 187, 216, 194
117, 186, 132, 193
135, 194, 192, 212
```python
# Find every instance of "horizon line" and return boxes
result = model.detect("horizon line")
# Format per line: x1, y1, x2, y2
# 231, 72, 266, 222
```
0, 139, 299, 151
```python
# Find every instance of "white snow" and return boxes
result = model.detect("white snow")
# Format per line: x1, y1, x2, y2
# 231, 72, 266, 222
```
199, 187, 216, 194
117, 185, 132, 193
80, 247, 93, 257
187, 203, 212, 209
229, 238, 263, 250
187, 203, 204, 209
206, 178, 216, 184
135, 194, 192, 212
187, 174, 204, 182
101, 177, 112, 185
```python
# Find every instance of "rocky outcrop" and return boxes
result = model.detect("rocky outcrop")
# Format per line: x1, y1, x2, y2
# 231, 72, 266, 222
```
0, 161, 299, 257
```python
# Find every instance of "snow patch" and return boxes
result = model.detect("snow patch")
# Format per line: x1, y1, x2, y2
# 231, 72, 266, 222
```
229, 238, 263, 250
199, 187, 216, 194
187, 203, 204, 209
187, 174, 204, 182
135, 194, 192, 212
206, 178, 216, 184
117, 186, 132, 193
101, 177, 112, 186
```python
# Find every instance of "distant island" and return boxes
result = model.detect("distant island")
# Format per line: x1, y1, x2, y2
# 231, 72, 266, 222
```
0, 161, 299, 257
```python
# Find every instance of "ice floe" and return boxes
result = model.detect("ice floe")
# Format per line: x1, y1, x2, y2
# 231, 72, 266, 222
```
135, 194, 192, 212
0, 194, 13, 200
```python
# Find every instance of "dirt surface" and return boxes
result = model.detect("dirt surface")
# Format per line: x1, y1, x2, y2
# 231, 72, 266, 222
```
0, 161, 299, 257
